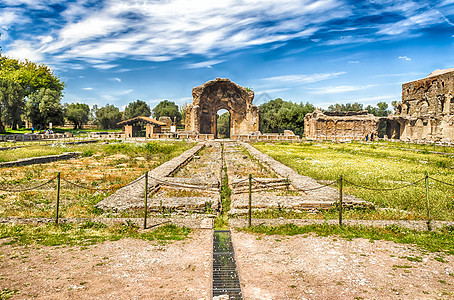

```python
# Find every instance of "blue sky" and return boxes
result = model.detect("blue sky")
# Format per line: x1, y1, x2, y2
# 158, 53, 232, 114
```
1, 0, 454, 111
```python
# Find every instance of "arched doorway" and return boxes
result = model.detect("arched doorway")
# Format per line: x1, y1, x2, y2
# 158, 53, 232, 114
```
185, 78, 259, 136
216, 109, 230, 138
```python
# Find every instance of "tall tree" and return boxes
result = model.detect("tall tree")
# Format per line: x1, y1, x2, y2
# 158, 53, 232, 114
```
0, 54, 65, 130
0, 79, 24, 131
95, 104, 122, 129
124, 99, 151, 119
259, 98, 314, 136
152, 100, 182, 123
64, 102, 90, 129
366, 101, 391, 117
26, 88, 64, 128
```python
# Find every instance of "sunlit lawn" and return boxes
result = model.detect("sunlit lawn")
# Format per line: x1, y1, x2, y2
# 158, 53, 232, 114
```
254, 141, 454, 221
0, 140, 194, 219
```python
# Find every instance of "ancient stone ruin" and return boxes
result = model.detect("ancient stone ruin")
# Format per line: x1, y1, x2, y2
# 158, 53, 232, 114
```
304, 109, 379, 140
185, 78, 259, 138
387, 68, 454, 142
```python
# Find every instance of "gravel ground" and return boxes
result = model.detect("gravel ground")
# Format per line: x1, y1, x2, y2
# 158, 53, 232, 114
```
231, 229, 454, 299
0, 229, 212, 299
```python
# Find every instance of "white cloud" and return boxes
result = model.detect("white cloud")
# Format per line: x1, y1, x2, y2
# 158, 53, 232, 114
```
110, 77, 121, 82
6, 0, 347, 64
262, 72, 346, 85
398, 56, 412, 61
186, 60, 224, 69
348, 60, 360, 64
309, 84, 376, 94
82, 87, 93, 90
92, 64, 119, 70
4, 40, 44, 61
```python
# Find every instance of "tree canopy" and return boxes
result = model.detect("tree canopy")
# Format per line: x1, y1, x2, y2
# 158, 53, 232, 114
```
124, 99, 151, 120
259, 98, 314, 136
327, 102, 364, 112
0, 54, 65, 132
95, 104, 122, 129
152, 100, 182, 123
64, 102, 90, 129
26, 88, 64, 128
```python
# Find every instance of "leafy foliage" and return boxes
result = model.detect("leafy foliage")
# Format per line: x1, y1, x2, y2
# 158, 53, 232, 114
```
259, 98, 314, 136
328, 102, 364, 111
0, 79, 24, 132
95, 104, 122, 129
152, 100, 182, 123
217, 112, 230, 138
64, 102, 90, 129
124, 99, 151, 119
26, 88, 64, 128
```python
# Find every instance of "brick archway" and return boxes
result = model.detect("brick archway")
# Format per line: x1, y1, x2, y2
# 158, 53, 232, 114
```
185, 78, 259, 136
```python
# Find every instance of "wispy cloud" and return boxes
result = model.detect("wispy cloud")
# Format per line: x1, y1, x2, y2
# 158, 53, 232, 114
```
261, 72, 346, 85
110, 77, 121, 82
185, 60, 224, 69
309, 84, 376, 94
82, 87, 93, 90
398, 56, 412, 61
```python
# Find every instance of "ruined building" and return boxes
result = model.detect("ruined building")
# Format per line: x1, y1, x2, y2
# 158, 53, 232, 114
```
185, 78, 259, 138
387, 68, 454, 141
304, 109, 379, 140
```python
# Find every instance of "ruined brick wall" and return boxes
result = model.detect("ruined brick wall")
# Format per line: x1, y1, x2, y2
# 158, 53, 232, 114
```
388, 69, 454, 141
185, 78, 259, 136
304, 109, 379, 140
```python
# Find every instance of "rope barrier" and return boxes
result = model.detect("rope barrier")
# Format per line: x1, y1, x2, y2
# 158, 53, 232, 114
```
344, 177, 425, 191
60, 173, 146, 192
0, 176, 57, 192
428, 176, 454, 187
297, 180, 339, 192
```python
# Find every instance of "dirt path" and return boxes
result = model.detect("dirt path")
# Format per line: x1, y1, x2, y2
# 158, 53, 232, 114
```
231, 229, 454, 299
0, 229, 212, 299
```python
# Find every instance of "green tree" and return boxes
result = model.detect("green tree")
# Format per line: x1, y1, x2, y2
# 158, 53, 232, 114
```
124, 99, 151, 120
95, 104, 122, 129
259, 98, 314, 136
26, 88, 64, 128
0, 79, 24, 132
328, 102, 364, 111
64, 102, 90, 129
152, 100, 182, 123
217, 112, 230, 138
0, 54, 65, 130
366, 101, 391, 117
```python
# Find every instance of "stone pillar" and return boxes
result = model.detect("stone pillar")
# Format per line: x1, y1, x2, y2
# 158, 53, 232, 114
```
125, 125, 133, 137
146, 124, 153, 138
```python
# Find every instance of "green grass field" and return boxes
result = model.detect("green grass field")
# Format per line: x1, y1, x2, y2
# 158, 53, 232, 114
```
254, 141, 454, 221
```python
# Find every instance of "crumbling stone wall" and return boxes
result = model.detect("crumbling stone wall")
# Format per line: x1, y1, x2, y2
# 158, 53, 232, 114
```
387, 69, 454, 141
185, 78, 259, 136
304, 109, 379, 140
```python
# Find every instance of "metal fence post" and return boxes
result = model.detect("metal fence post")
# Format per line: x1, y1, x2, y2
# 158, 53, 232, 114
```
144, 171, 148, 229
425, 172, 431, 231
56, 172, 61, 225
248, 174, 252, 227
339, 175, 343, 227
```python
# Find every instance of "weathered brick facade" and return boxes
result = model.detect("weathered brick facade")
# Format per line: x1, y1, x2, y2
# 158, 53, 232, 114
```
387, 68, 454, 141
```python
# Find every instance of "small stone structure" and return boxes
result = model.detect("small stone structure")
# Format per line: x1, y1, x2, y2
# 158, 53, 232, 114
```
387, 68, 454, 141
304, 109, 379, 140
117, 116, 166, 138
185, 78, 259, 138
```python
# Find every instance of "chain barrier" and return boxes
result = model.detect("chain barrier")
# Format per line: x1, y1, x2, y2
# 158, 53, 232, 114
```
60, 173, 146, 192
0, 176, 57, 192
297, 180, 339, 192
428, 176, 454, 187
344, 177, 425, 191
